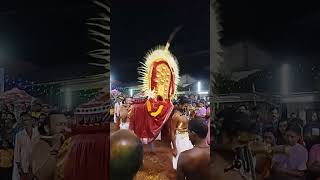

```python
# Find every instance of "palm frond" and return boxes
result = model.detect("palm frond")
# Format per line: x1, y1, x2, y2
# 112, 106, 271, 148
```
89, 30, 110, 40
90, 38, 110, 47
87, 0, 110, 91
86, 22, 110, 30
93, 0, 110, 13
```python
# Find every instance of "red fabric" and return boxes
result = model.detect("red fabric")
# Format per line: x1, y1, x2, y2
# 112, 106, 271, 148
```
64, 125, 109, 180
129, 99, 173, 143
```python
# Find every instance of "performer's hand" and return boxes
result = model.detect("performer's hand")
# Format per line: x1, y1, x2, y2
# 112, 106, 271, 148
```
172, 148, 177, 157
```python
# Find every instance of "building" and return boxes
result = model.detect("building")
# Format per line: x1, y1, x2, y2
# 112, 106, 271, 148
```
34, 74, 107, 111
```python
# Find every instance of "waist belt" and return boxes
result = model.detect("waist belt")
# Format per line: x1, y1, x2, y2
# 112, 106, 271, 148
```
176, 129, 188, 134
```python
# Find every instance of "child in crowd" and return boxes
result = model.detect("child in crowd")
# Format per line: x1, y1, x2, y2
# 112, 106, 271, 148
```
271, 124, 308, 180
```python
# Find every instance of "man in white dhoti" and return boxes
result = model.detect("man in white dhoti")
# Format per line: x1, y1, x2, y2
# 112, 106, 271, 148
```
113, 98, 121, 124
171, 96, 194, 170
12, 113, 40, 180
119, 103, 129, 130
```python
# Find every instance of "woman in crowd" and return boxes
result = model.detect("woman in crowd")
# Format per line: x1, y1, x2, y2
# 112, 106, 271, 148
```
195, 99, 206, 118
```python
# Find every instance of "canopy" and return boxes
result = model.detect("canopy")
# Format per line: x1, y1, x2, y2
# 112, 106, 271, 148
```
0, 88, 34, 104
74, 90, 110, 123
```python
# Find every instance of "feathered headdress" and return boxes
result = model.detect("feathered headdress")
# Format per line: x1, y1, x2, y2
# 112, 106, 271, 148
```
137, 27, 182, 101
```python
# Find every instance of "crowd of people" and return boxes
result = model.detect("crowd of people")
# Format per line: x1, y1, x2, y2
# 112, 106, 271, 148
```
212, 105, 320, 180
0, 101, 73, 180
111, 94, 211, 179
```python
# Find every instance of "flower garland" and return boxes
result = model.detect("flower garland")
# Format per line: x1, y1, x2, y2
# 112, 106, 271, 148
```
146, 99, 164, 117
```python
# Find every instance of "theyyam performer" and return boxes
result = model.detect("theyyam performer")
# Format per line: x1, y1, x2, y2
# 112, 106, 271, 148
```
129, 27, 193, 169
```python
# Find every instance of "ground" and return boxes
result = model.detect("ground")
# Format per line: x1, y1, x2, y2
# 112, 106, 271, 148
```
110, 123, 176, 180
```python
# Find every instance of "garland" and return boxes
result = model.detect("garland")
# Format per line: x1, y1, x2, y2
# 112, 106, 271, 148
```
146, 99, 164, 117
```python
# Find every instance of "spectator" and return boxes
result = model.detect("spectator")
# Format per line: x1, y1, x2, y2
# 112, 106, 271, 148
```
276, 119, 288, 145
0, 138, 14, 180
11, 112, 28, 148
307, 135, 320, 180
271, 124, 308, 180
177, 118, 210, 180
31, 101, 42, 119
12, 113, 40, 180
38, 113, 49, 136
195, 99, 206, 118
290, 112, 298, 119
308, 136, 320, 180
263, 129, 276, 146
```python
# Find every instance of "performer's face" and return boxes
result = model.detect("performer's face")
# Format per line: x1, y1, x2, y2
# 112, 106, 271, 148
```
179, 103, 189, 115
180, 103, 188, 110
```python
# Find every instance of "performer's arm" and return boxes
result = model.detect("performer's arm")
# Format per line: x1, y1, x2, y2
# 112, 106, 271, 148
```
171, 113, 178, 156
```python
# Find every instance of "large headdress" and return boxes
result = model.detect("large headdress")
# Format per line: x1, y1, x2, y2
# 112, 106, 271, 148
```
138, 27, 182, 101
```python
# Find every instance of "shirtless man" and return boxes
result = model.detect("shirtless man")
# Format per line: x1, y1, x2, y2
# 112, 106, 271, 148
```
171, 96, 194, 170
177, 118, 210, 180
210, 108, 257, 180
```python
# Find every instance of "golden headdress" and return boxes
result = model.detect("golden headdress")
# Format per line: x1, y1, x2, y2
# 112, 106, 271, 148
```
137, 27, 182, 101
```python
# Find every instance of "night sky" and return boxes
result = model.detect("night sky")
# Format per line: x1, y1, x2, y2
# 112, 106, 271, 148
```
220, 0, 320, 92
221, 0, 320, 63
111, 0, 210, 83
0, 0, 103, 81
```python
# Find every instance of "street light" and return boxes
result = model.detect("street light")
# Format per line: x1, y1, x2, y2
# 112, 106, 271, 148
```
130, 89, 133, 97
281, 64, 289, 96
197, 81, 201, 94
65, 87, 72, 110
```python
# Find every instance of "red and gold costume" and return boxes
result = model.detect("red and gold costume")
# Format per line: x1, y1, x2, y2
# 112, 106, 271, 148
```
129, 43, 180, 143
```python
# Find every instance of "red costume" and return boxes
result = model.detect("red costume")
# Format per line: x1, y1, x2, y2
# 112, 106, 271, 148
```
129, 44, 179, 143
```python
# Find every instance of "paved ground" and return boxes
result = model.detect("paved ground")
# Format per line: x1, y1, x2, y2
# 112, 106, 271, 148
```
110, 123, 176, 180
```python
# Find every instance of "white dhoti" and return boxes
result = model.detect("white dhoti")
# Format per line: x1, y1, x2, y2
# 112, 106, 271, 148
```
113, 114, 117, 123
172, 131, 193, 170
